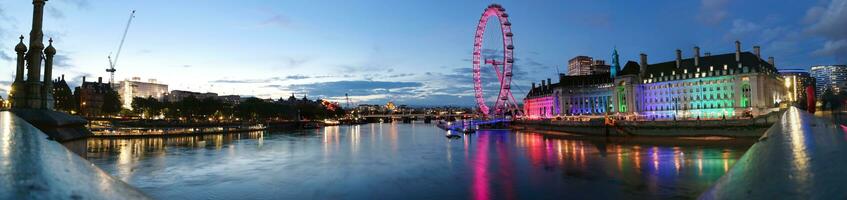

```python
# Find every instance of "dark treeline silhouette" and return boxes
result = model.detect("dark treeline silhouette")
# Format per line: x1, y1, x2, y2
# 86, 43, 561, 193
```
130, 96, 344, 122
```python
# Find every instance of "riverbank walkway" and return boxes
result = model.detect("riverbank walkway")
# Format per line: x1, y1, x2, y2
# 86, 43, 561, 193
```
701, 107, 847, 199
0, 111, 148, 199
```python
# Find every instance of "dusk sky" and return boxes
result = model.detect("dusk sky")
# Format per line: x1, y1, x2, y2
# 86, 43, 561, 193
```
0, 0, 844, 106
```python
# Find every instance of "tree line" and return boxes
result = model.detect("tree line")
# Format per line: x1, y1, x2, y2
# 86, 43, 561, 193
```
130, 96, 345, 122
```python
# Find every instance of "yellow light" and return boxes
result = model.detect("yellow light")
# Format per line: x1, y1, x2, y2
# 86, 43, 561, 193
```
784, 76, 792, 88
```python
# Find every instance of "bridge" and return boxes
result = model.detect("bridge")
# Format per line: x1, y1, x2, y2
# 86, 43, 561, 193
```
359, 113, 477, 123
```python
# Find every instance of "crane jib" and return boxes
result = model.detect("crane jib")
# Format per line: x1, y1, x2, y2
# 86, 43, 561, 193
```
107, 10, 135, 85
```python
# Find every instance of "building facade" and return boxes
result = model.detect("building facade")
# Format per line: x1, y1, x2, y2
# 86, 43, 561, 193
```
74, 77, 111, 117
116, 77, 168, 109
523, 80, 556, 118
524, 42, 785, 120
556, 74, 614, 115
589, 60, 611, 75
567, 56, 593, 76
52, 75, 75, 113
165, 90, 219, 102
810, 65, 847, 98
218, 95, 242, 105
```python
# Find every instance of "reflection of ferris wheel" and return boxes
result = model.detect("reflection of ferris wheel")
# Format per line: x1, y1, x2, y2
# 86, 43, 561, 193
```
472, 4, 522, 118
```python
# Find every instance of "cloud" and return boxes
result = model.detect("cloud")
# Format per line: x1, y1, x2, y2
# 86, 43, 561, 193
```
813, 39, 847, 58
283, 80, 423, 98
698, 0, 730, 25
285, 75, 310, 80
52, 54, 75, 68
45, 0, 91, 19
281, 57, 310, 68
259, 12, 292, 28
807, 0, 847, 38
65, 73, 92, 88
209, 75, 316, 83
0, 51, 11, 61
803, 6, 826, 24
726, 19, 760, 39
806, 0, 847, 62
61, 0, 91, 9
210, 78, 274, 84
46, 7, 65, 19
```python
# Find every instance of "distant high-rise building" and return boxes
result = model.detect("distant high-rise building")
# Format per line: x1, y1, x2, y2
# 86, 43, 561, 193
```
116, 77, 168, 109
590, 60, 610, 75
810, 65, 847, 98
165, 90, 218, 102
567, 56, 593, 76
568, 56, 610, 76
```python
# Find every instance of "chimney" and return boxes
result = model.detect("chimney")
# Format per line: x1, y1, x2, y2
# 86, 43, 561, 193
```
675, 49, 682, 68
98, 77, 102, 84
694, 46, 700, 67
735, 40, 741, 62
541, 80, 546, 89
768, 57, 775, 67
532, 82, 536, 89
547, 78, 552, 90
82, 76, 86, 83
705, 52, 712, 56
639, 53, 648, 75
61, 74, 64, 81
753, 45, 761, 59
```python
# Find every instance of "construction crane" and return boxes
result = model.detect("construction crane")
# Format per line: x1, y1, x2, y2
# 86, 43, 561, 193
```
107, 10, 136, 87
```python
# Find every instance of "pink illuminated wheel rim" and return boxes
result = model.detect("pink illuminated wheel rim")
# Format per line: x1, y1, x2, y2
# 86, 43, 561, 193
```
472, 4, 521, 118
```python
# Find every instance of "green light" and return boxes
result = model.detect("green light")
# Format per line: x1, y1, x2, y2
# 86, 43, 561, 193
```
617, 86, 627, 113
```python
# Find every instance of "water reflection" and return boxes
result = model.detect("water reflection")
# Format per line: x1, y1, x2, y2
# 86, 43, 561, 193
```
65, 123, 749, 199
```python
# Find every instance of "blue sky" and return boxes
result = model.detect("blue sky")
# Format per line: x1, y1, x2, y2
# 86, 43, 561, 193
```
0, 0, 844, 106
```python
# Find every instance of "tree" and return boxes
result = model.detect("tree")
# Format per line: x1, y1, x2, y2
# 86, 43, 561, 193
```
131, 97, 164, 118
101, 89, 122, 116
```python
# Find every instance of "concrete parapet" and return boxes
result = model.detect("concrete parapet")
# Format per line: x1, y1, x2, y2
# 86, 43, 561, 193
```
700, 107, 847, 199
11, 108, 90, 141
0, 111, 148, 199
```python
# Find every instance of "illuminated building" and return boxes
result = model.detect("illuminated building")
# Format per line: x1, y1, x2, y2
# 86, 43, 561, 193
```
810, 65, 847, 98
524, 80, 556, 118
780, 70, 815, 105
385, 101, 397, 111
557, 74, 613, 115
116, 77, 168, 109
218, 95, 242, 105
589, 60, 611, 75
166, 90, 218, 102
567, 56, 594, 76
524, 41, 785, 120
74, 77, 111, 117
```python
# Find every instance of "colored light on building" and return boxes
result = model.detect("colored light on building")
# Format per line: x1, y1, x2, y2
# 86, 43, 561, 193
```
523, 95, 555, 119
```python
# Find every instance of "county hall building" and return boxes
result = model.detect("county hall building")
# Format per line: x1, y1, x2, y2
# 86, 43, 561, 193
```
524, 41, 785, 120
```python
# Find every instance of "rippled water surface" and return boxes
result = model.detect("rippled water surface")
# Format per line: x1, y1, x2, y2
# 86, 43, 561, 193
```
64, 123, 752, 199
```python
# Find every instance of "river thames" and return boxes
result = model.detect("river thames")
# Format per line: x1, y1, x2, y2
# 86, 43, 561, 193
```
63, 123, 753, 199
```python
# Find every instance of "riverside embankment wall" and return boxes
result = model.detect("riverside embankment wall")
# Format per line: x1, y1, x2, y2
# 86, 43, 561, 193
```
514, 110, 782, 137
